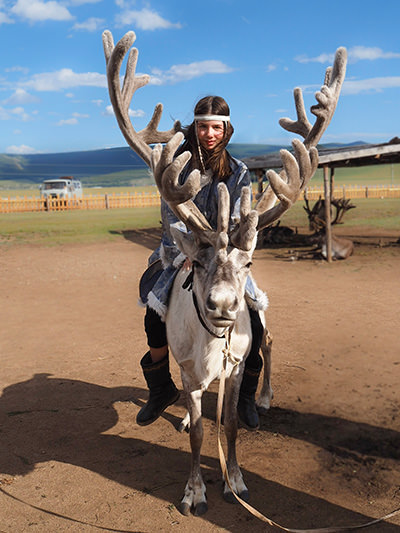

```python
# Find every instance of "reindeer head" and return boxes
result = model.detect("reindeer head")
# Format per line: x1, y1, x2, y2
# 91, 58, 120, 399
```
170, 183, 257, 328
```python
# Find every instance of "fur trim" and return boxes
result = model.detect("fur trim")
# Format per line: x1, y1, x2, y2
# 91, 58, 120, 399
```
245, 289, 269, 311
173, 252, 186, 269
147, 291, 167, 321
159, 244, 169, 270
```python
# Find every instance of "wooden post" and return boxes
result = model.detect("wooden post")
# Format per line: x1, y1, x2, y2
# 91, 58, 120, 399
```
330, 167, 335, 200
255, 169, 264, 199
323, 165, 332, 263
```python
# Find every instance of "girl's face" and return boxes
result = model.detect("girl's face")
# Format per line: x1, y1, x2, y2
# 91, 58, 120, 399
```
196, 120, 225, 151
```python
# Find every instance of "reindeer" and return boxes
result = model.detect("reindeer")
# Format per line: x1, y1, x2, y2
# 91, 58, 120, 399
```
304, 197, 355, 259
102, 30, 347, 516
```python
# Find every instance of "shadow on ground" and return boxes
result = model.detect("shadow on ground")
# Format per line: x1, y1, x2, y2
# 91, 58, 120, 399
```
110, 228, 162, 250
1, 373, 399, 531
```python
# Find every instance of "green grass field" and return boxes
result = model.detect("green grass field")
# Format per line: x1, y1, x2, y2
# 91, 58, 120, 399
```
1, 197, 398, 246
0, 207, 161, 245
310, 163, 399, 187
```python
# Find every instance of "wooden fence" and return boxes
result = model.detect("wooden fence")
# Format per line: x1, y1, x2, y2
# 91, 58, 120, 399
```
304, 184, 400, 200
1, 185, 399, 214
0, 191, 161, 213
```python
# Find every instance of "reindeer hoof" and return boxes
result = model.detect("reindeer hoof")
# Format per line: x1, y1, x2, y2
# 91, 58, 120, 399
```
257, 405, 270, 416
194, 502, 208, 516
239, 489, 249, 502
177, 421, 189, 433
179, 502, 191, 516
178, 412, 190, 433
223, 490, 238, 504
223, 488, 249, 504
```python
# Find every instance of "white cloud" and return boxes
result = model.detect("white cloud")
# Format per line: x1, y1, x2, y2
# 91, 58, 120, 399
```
10, 106, 30, 121
348, 46, 400, 62
17, 59, 232, 96
57, 117, 78, 125
0, 11, 14, 24
295, 46, 400, 64
295, 52, 333, 64
92, 99, 103, 106
0, 106, 31, 121
5, 66, 29, 75
266, 64, 277, 73
104, 104, 145, 118
22, 69, 106, 91
150, 60, 233, 85
342, 76, 400, 95
6, 144, 40, 154
73, 16, 104, 31
56, 113, 88, 126
299, 75, 400, 96
11, 0, 73, 22
72, 112, 89, 118
322, 131, 396, 143
115, 7, 181, 30
4, 88, 39, 105
67, 0, 101, 4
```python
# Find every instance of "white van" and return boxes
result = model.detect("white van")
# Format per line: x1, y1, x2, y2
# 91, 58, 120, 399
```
39, 177, 83, 203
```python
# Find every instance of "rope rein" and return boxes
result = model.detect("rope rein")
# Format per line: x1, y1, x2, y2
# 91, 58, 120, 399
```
216, 332, 400, 532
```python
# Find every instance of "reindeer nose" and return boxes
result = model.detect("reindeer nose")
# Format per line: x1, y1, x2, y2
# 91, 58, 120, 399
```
206, 295, 217, 311
206, 291, 239, 315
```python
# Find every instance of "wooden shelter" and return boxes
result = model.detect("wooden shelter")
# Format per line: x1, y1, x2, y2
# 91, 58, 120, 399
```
243, 137, 400, 262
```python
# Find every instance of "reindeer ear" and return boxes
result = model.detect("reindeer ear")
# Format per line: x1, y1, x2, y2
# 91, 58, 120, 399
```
170, 225, 197, 258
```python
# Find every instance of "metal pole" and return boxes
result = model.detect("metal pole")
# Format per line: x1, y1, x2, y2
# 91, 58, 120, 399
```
323, 165, 332, 263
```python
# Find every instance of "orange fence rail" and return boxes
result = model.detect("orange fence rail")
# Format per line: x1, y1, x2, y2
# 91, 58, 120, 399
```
1, 185, 399, 214
0, 191, 162, 213
303, 184, 400, 201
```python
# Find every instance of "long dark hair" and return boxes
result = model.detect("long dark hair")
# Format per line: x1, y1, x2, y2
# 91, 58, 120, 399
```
178, 96, 234, 180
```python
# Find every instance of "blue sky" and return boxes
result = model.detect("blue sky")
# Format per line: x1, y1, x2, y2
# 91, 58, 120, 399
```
0, 0, 399, 154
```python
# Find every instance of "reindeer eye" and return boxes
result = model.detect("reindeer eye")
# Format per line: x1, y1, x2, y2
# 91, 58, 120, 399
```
245, 262, 252, 269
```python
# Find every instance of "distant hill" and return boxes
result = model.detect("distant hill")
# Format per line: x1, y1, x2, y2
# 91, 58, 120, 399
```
0, 142, 361, 188
0, 147, 146, 186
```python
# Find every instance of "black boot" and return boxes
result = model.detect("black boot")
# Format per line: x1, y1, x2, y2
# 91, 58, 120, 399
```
237, 367, 261, 430
136, 352, 180, 426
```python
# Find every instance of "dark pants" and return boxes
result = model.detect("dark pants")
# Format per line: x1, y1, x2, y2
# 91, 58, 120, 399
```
144, 306, 263, 370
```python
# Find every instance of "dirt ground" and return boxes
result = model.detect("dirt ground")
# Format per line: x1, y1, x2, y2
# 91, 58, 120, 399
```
1, 229, 400, 533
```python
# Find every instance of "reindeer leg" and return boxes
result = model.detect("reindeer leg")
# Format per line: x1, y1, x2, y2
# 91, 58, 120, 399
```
222, 369, 249, 504
178, 410, 190, 433
179, 389, 207, 516
256, 328, 273, 414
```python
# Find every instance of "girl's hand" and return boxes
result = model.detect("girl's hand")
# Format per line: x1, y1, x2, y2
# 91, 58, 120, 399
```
183, 258, 192, 271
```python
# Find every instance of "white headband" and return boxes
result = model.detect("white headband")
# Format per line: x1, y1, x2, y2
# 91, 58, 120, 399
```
194, 114, 230, 122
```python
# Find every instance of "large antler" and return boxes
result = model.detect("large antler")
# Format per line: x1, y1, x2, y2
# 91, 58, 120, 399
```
103, 30, 215, 239
254, 47, 347, 231
280, 47, 347, 149
102, 30, 180, 166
